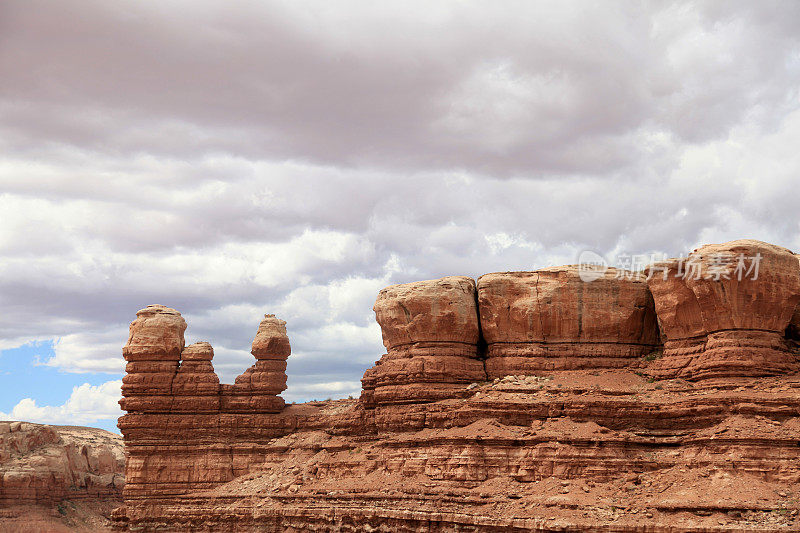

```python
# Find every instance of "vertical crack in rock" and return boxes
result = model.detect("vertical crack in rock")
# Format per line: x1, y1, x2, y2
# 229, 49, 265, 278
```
477, 267, 659, 378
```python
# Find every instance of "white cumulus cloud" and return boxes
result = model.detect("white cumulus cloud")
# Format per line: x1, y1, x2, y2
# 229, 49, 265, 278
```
0, 380, 122, 427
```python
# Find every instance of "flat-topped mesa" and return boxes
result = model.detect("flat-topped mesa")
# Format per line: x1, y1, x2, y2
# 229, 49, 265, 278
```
221, 314, 290, 413
363, 276, 486, 406
478, 266, 660, 379
120, 305, 187, 413
646, 239, 800, 380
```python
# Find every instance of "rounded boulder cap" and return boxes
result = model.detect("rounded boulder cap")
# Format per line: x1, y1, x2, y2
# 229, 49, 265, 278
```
123, 304, 187, 361
182, 342, 214, 361
251, 314, 291, 360
136, 304, 183, 318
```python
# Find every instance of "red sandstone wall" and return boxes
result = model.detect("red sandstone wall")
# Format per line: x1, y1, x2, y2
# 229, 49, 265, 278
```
117, 239, 800, 521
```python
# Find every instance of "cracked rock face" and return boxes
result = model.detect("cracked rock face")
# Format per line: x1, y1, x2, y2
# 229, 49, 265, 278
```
646, 239, 800, 380
120, 305, 187, 412
365, 277, 485, 406
478, 266, 659, 378
114, 238, 800, 532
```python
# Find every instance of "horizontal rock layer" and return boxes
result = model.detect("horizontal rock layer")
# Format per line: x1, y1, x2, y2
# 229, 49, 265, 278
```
478, 267, 660, 377
119, 308, 290, 500
646, 240, 800, 380
0, 421, 124, 507
115, 239, 800, 532
364, 277, 485, 406
115, 372, 800, 532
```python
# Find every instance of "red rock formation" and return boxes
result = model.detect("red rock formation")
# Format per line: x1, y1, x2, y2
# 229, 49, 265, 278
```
119, 305, 185, 413
118, 307, 293, 503
0, 422, 124, 505
478, 266, 659, 378
221, 315, 289, 413
646, 240, 800, 380
115, 371, 800, 532
114, 240, 800, 532
0, 422, 124, 530
172, 342, 220, 412
363, 276, 485, 407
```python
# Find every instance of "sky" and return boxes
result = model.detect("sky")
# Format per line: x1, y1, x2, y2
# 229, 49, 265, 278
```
1, 1, 799, 434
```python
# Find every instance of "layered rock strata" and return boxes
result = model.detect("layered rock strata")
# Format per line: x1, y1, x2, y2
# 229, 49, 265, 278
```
0, 422, 124, 531
222, 315, 289, 413
362, 276, 486, 407
646, 240, 800, 380
119, 304, 186, 414
478, 267, 660, 378
115, 239, 800, 532
116, 373, 800, 532
118, 306, 292, 502
0, 422, 124, 505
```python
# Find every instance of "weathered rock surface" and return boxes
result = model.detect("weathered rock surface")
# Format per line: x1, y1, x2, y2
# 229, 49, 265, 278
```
373, 276, 481, 357
115, 373, 800, 532
119, 307, 291, 501
251, 314, 291, 360
0, 421, 124, 531
364, 277, 485, 406
114, 239, 800, 532
222, 314, 290, 413
478, 266, 659, 377
646, 240, 800, 380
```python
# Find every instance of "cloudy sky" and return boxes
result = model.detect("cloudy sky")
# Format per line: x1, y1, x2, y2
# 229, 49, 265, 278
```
1, 1, 799, 433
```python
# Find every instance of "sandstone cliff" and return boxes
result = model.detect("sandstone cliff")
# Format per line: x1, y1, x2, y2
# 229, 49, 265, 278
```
113, 239, 800, 532
0, 421, 124, 532
478, 266, 659, 377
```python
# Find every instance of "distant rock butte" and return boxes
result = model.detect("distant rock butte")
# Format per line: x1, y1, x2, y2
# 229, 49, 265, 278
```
0, 421, 124, 531
113, 239, 800, 532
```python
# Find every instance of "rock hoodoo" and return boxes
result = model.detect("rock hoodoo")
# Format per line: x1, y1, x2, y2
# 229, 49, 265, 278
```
117, 307, 293, 505
222, 314, 290, 413
119, 305, 186, 414
114, 239, 800, 532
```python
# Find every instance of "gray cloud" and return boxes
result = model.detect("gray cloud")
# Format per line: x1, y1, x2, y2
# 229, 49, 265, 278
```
1, 1, 800, 402
4, 1, 798, 173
